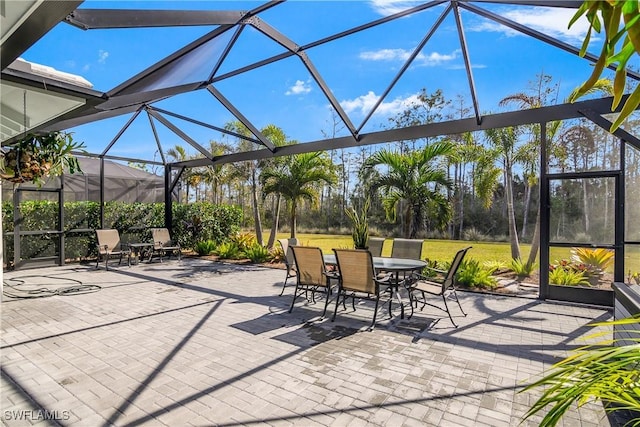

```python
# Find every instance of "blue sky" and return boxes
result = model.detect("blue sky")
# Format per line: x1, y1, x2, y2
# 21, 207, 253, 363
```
21, 0, 637, 163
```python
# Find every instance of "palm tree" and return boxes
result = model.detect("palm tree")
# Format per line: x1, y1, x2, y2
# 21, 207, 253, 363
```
261, 151, 336, 238
224, 121, 266, 245
260, 125, 291, 248
166, 145, 190, 203
201, 140, 233, 204
484, 126, 522, 260
363, 142, 453, 239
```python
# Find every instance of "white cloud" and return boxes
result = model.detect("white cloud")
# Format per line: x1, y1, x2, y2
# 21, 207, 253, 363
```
340, 90, 423, 117
469, 7, 592, 44
98, 49, 109, 64
369, 0, 421, 16
285, 79, 312, 96
359, 48, 461, 67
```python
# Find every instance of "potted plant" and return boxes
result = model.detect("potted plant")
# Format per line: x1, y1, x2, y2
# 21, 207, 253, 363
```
0, 131, 84, 186
345, 197, 370, 250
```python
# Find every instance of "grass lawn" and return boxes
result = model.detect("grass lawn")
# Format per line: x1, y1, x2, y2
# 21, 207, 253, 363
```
265, 233, 639, 275
268, 232, 531, 265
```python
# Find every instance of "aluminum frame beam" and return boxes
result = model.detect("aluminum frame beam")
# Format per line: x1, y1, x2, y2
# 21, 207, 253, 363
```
147, 109, 214, 160
357, 4, 453, 134
173, 95, 639, 168
452, 2, 481, 125
459, 2, 640, 81
247, 16, 358, 139
206, 85, 276, 152
579, 109, 640, 151
64, 9, 247, 29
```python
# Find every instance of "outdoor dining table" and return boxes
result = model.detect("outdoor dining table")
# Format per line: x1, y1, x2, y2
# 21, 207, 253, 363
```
323, 254, 427, 319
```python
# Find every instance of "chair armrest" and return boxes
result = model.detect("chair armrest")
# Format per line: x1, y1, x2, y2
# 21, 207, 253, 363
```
323, 270, 339, 280
423, 266, 447, 275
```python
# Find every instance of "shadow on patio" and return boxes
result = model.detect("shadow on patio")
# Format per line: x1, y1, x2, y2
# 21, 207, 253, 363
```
1, 258, 613, 426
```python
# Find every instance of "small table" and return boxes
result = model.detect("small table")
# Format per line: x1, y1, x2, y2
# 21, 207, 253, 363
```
323, 254, 426, 319
128, 242, 154, 264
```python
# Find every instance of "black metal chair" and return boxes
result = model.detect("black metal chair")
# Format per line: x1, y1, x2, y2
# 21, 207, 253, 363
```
406, 246, 471, 328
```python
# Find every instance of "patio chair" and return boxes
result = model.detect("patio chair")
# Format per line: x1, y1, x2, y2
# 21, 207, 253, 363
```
331, 249, 392, 331
149, 228, 181, 262
390, 238, 424, 259
288, 246, 337, 318
406, 246, 471, 328
278, 238, 299, 296
367, 237, 386, 257
95, 229, 131, 270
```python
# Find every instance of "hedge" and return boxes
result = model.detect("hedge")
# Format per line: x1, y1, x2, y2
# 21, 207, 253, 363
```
2, 201, 242, 264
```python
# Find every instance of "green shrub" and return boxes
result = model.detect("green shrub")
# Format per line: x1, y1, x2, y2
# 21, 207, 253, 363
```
421, 258, 441, 277
456, 259, 497, 289
462, 227, 490, 242
510, 258, 536, 278
549, 267, 590, 286
194, 240, 217, 256
230, 232, 257, 252
215, 242, 241, 259
244, 243, 271, 263
270, 245, 285, 263
2, 201, 242, 265
570, 247, 614, 274
483, 260, 509, 274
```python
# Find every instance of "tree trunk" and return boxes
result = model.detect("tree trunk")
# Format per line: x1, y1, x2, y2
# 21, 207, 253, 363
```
505, 161, 521, 260
267, 194, 281, 248
251, 167, 263, 245
404, 202, 412, 238
290, 200, 297, 238
527, 203, 540, 269
582, 179, 590, 234
521, 182, 531, 240
458, 163, 465, 239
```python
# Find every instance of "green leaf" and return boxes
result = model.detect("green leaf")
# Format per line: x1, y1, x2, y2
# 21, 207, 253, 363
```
611, 84, 640, 131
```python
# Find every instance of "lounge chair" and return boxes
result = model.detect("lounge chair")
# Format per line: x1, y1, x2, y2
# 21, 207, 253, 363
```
406, 246, 471, 327
150, 228, 181, 262
95, 229, 131, 270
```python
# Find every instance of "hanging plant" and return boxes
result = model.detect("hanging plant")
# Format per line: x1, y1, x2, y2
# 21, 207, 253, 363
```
0, 131, 85, 186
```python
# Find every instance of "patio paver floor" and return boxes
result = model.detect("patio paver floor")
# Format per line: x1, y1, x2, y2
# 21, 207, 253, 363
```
1, 258, 614, 426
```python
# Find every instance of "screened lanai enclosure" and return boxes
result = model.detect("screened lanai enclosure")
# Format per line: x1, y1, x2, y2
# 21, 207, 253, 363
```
1, 0, 639, 306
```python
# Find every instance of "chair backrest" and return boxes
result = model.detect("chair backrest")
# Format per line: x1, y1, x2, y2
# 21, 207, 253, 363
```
391, 238, 424, 259
442, 246, 472, 290
291, 246, 329, 288
367, 237, 385, 257
151, 228, 172, 248
96, 229, 121, 253
333, 249, 377, 294
278, 238, 299, 268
